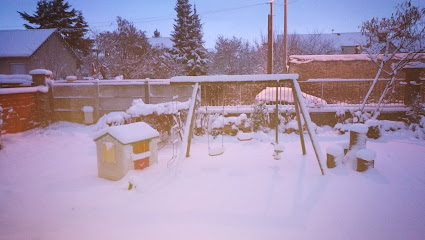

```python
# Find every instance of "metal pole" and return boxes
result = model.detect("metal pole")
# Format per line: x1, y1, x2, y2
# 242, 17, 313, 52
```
267, 0, 274, 74
283, 0, 288, 73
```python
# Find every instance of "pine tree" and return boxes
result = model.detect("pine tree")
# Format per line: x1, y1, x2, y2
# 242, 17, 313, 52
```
186, 5, 209, 75
18, 0, 92, 55
171, 0, 208, 76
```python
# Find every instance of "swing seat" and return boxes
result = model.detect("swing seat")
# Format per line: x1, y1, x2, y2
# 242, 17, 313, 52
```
237, 131, 253, 141
209, 147, 224, 156
274, 143, 285, 153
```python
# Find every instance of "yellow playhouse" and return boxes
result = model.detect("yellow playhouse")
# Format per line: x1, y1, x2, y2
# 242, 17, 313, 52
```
93, 122, 160, 181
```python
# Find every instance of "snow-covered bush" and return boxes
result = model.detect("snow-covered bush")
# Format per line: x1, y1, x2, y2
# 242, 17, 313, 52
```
251, 100, 269, 132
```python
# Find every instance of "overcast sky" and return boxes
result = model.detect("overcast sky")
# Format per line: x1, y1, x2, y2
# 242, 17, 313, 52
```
1, 0, 424, 48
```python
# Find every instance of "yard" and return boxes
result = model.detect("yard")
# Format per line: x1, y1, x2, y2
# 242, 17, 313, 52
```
1, 121, 425, 239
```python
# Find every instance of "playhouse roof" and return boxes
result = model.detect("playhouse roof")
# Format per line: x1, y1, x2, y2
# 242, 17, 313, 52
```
93, 122, 159, 144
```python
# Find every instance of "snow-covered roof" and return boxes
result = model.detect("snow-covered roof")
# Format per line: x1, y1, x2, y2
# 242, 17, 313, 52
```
403, 61, 425, 69
93, 122, 159, 144
279, 32, 368, 51
290, 53, 425, 64
0, 29, 57, 57
148, 37, 173, 49
171, 74, 299, 83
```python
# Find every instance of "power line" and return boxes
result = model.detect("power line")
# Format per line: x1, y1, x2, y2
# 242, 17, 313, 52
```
1, 2, 268, 30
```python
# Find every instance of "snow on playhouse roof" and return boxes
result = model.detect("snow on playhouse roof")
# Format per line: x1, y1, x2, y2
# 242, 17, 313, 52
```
171, 74, 299, 83
93, 122, 159, 145
0, 29, 57, 57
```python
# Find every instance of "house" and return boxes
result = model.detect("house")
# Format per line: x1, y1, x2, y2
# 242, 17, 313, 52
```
93, 122, 160, 181
0, 29, 79, 78
278, 32, 368, 54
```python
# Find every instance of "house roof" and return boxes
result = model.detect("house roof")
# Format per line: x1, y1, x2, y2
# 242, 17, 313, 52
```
148, 37, 173, 49
0, 29, 57, 57
278, 32, 368, 52
93, 122, 159, 144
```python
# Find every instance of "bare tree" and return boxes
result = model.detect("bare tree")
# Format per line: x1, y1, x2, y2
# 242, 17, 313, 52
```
360, 0, 425, 117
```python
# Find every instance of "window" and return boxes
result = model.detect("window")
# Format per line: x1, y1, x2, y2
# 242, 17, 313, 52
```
133, 140, 149, 154
10, 63, 26, 74
102, 142, 116, 164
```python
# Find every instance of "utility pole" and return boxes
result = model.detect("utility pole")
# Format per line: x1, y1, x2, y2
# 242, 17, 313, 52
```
283, 0, 288, 73
267, 0, 274, 74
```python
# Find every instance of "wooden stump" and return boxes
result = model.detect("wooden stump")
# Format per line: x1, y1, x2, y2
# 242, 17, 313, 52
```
326, 145, 344, 168
355, 149, 376, 172
349, 124, 368, 150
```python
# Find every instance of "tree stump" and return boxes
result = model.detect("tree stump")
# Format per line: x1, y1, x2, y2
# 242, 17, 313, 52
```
326, 145, 344, 168
355, 149, 376, 172
349, 124, 369, 150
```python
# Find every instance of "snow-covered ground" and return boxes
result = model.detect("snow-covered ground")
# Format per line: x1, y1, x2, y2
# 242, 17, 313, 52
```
1, 122, 425, 240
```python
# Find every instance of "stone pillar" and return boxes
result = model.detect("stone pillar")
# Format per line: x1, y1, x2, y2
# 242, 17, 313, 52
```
30, 69, 54, 126
29, 69, 52, 86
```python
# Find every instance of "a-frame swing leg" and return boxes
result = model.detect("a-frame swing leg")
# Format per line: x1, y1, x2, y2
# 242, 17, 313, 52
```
292, 80, 325, 176
292, 83, 306, 155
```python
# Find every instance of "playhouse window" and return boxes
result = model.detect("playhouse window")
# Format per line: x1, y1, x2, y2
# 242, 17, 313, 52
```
102, 142, 116, 164
133, 140, 149, 154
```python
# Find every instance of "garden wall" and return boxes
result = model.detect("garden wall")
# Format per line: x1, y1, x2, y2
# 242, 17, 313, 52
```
0, 87, 54, 134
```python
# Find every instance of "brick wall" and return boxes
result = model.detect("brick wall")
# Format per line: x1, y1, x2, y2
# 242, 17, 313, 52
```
0, 90, 54, 134
288, 54, 425, 82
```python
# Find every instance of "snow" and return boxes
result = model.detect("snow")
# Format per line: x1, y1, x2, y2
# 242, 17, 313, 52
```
1, 122, 425, 239
171, 74, 299, 83
0, 29, 56, 57
326, 145, 344, 157
29, 69, 53, 75
103, 142, 114, 151
81, 106, 94, 113
403, 61, 425, 69
93, 122, 159, 144
289, 53, 425, 64
131, 151, 151, 161
350, 123, 369, 134
126, 99, 190, 117
148, 37, 173, 49
255, 87, 326, 107
0, 86, 49, 95
356, 149, 377, 161
0, 74, 32, 86
94, 111, 130, 131
66, 76, 77, 81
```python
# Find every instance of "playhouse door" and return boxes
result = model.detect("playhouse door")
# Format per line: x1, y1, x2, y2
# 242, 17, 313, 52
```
134, 157, 149, 170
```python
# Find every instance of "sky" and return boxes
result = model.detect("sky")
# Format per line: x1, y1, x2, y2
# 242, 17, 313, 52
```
1, 0, 424, 49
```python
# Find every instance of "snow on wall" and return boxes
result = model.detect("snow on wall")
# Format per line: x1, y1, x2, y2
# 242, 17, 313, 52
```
289, 53, 425, 64
0, 86, 49, 95
126, 99, 190, 117
0, 75, 32, 86
171, 74, 299, 83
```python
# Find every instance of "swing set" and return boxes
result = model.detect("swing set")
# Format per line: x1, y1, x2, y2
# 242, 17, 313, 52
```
171, 74, 325, 176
